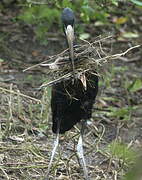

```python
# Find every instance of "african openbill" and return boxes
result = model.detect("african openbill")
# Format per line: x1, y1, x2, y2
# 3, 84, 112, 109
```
47, 8, 98, 179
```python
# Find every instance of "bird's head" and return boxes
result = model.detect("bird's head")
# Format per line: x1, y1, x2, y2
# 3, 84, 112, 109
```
61, 8, 75, 62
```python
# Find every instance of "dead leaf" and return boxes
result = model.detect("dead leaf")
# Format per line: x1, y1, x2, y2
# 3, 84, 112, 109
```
113, 17, 128, 24
32, 51, 39, 57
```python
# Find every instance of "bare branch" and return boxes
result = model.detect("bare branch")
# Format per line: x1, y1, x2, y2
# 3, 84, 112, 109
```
0, 87, 41, 103
23, 35, 141, 88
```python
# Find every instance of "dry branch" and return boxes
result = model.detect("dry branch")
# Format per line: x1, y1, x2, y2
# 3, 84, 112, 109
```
0, 87, 41, 103
23, 36, 141, 87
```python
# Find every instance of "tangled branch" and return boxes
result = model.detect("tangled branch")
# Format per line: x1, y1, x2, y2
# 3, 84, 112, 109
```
23, 36, 141, 87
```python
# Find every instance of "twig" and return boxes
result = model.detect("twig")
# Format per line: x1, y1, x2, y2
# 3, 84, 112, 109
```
23, 36, 113, 72
0, 164, 48, 169
24, 38, 141, 90
23, 48, 69, 72
110, 45, 141, 58
0, 167, 9, 180
40, 73, 72, 88
93, 44, 141, 64
0, 87, 41, 103
40, 69, 90, 88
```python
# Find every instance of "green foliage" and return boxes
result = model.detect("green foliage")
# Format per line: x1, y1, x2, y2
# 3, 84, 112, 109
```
130, 0, 142, 6
108, 141, 137, 165
79, 32, 90, 40
0, 58, 4, 63
122, 157, 142, 180
78, 0, 111, 23
121, 32, 139, 39
127, 79, 142, 92
109, 107, 129, 117
107, 106, 132, 121
18, 0, 141, 43
18, 0, 118, 43
110, 0, 118, 6
19, 4, 60, 43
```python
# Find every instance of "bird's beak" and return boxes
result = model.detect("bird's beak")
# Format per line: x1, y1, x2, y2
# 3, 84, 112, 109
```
65, 25, 74, 63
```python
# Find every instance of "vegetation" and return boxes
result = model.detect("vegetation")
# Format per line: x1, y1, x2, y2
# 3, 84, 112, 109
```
18, 0, 142, 43
0, 0, 142, 179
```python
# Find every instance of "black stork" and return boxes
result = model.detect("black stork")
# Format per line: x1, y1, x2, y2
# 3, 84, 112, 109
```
47, 8, 98, 179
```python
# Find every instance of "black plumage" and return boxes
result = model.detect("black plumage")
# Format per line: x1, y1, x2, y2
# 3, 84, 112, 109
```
51, 8, 99, 134
61, 7, 75, 29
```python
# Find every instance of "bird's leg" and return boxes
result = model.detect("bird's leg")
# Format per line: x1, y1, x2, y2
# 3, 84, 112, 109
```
77, 120, 89, 180
46, 133, 59, 179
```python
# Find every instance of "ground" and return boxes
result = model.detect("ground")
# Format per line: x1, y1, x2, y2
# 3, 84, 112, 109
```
0, 3, 142, 180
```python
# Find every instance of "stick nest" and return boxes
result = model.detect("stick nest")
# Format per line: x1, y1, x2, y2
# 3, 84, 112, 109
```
23, 36, 140, 87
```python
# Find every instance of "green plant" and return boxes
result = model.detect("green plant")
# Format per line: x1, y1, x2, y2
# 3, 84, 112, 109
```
19, 4, 60, 44
122, 156, 142, 180
18, 0, 119, 43
108, 141, 137, 165
127, 79, 142, 92
130, 0, 142, 6
19, 0, 141, 43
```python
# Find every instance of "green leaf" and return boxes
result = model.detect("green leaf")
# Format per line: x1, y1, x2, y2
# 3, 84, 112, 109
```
94, 21, 105, 26
122, 32, 139, 38
114, 17, 128, 24
62, 0, 72, 8
130, 0, 142, 6
81, 5, 94, 22
38, 124, 49, 131
0, 58, 4, 62
111, 0, 118, 6
128, 79, 142, 92
108, 107, 130, 119
79, 33, 90, 40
